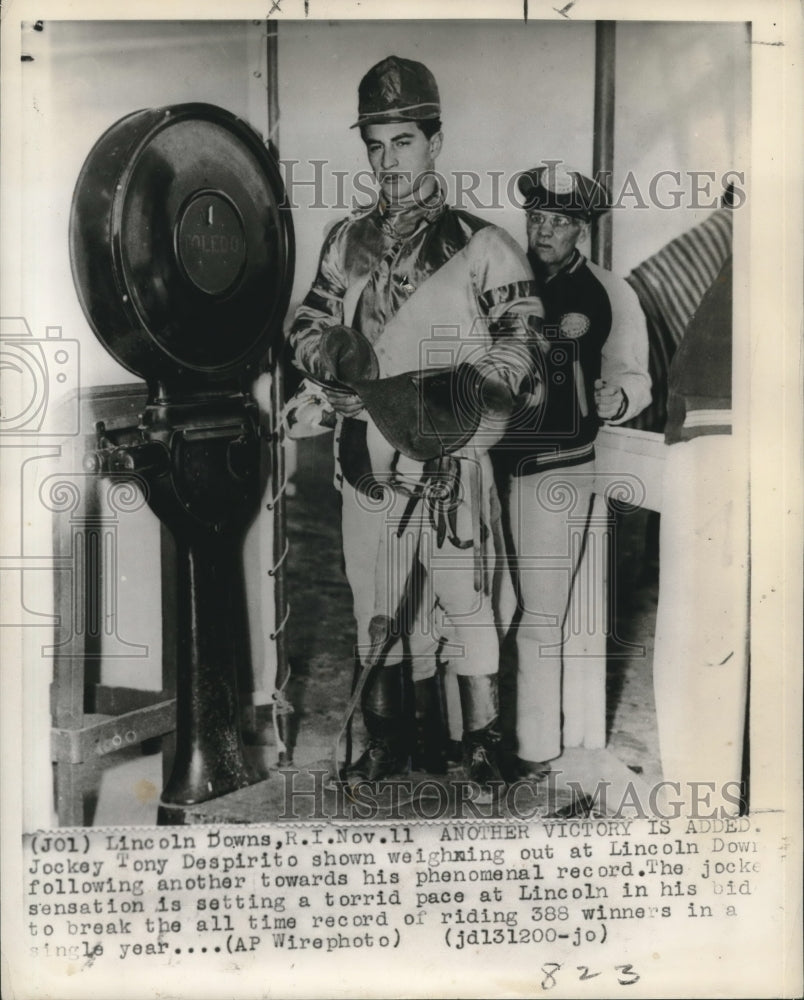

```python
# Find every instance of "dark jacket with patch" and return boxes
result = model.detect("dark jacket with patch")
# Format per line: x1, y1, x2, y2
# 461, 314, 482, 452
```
498, 248, 651, 475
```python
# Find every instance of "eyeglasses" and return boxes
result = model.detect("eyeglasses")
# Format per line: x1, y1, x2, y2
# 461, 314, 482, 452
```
526, 211, 579, 231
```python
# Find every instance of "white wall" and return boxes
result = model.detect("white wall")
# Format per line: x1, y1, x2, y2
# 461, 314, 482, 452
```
613, 21, 750, 274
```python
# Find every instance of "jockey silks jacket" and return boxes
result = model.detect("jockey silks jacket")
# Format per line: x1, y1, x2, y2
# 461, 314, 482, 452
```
496, 248, 652, 475
290, 187, 545, 488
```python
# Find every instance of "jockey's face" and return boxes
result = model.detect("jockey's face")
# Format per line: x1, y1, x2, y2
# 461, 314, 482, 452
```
363, 122, 442, 204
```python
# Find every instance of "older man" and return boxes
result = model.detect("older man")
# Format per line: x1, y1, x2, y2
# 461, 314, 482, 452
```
497, 163, 651, 780
289, 57, 544, 794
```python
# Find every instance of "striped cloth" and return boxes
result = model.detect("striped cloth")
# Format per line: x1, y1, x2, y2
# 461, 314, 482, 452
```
623, 208, 733, 432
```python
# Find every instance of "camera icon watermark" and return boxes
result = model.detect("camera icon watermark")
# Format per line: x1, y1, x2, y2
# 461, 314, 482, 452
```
0, 317, 80, 436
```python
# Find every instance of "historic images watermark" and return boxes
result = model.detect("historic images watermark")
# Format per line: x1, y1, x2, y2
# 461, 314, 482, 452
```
278, 161, 746, 213
278, 769, 747, 823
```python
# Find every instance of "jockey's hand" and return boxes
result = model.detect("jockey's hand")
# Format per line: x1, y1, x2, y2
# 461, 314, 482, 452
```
323, 388, 364, 417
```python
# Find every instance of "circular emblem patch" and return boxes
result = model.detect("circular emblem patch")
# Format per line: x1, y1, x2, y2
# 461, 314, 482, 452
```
559, 312, 591, 338
542, 165, 575, 195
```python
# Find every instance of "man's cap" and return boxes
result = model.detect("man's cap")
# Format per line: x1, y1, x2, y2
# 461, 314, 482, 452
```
518, 163, 610, 220
351, 56, 441, 129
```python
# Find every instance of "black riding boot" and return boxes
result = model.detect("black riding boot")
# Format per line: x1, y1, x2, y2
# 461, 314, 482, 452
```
411, 674, 448, 774
458, 674, 503, 796
344, 662, 410, 782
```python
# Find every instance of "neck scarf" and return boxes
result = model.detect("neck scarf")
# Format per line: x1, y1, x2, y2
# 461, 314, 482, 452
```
354, 179, 446, 341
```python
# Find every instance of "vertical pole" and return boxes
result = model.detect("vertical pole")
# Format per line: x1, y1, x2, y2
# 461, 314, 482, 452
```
265, 20, 293, 765
269, 360, 292, 766
265, 21, 280, 158
573, 20, 616, 751
592, 21, 616, 269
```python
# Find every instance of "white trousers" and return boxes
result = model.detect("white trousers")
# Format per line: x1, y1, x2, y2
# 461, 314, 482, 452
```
340, 456, 502, 681
508, 461, 597, 762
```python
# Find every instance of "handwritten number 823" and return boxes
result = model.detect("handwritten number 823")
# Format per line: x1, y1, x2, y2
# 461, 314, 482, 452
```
540, 963, 640, 989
